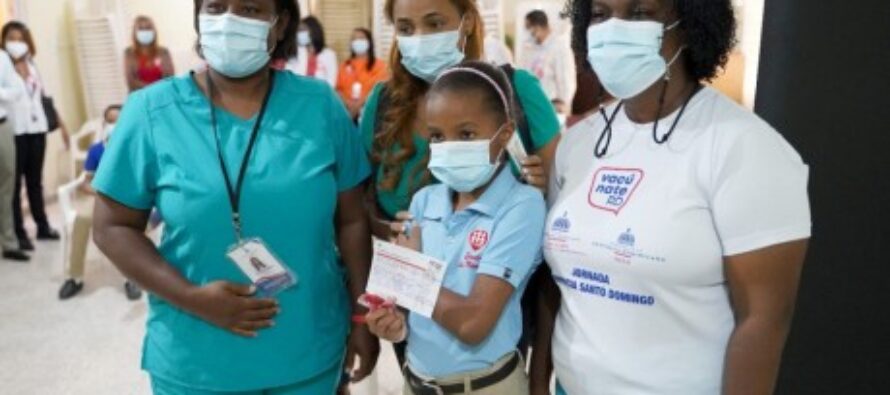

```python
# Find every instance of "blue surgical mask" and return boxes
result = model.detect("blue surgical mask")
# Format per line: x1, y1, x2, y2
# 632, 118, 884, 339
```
199, 13, 276, 78
136, 29, 156, 45
351, 39, 370, 55
297, 31, 311, 47
397, 21, 466, 82
428, 127, 506, 193
586, 18, 682, 99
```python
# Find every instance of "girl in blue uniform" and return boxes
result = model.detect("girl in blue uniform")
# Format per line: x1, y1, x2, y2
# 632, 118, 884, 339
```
365, 61, 546, 395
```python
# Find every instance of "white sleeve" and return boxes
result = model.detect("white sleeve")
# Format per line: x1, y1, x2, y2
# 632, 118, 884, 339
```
554, 45, 577, 104
0, 51, 22, 103
323, 49, 338, 88
710, 121, 812, 256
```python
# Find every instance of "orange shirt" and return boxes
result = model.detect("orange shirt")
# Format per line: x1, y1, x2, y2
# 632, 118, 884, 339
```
336, 57, 388, 103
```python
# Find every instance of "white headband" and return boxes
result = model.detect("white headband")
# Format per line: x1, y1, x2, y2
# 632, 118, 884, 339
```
435, 67, 513, 120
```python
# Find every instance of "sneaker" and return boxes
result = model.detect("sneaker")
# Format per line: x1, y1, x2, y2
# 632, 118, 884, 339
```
2, 250, 30, 262
125, 281, 143, 301
19, 238, 34, 251
58, 279, 84, 300
36, 228, 60, 241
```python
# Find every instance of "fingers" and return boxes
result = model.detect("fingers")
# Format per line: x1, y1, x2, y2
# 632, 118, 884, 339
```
236, 319, 275, 331
231, 327, 258, 338
351, 353, 374, 382
244, 297, 279, 310
521, 155, 543, 166
343, 349, 356, 380
242, 306, 280, 321
394, 211, 413, 221
383, 314, 404, 337
224, 282, 256, 297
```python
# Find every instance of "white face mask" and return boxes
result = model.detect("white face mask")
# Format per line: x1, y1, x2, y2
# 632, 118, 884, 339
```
428, 126, 506, 193
5, 41, 29, 60
199, 13, 276, 78
136, 29, 156, 45
297, 31, 311, 47
397, 18, 466, 82
586, 18, 682, 99
351, 39, 370, 55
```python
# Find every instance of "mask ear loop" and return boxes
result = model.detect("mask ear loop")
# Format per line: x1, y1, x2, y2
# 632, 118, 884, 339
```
267, 16, 280, 56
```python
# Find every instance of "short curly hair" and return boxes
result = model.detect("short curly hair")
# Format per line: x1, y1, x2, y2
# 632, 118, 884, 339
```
564, 0, 737, 82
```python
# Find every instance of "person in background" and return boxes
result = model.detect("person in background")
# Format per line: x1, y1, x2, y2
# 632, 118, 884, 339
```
0, 46, 25, 262
125, 16, 175, 92
91, 0, 378, 393
520, 10, 576, 115
57, 105, 143, 301
533, 1, 811, 394
2, 21, 69, 252
484, 33, 514, 66
367, 61, 546, 395
336, 28, 387, 121
286, 15, 338, 87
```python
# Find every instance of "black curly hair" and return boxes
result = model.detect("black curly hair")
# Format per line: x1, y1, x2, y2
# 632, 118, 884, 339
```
564, 0, 737, 82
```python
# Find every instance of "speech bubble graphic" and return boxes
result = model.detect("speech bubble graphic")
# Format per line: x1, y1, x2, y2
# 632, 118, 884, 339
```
588, 167, 645, 215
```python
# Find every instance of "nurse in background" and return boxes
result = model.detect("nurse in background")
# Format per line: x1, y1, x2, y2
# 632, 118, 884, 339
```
533, 1, 811, 394
92, 0, 378, 393
336, 28, 388, 121
286, 16, 338, 87
124, 16, 175, 92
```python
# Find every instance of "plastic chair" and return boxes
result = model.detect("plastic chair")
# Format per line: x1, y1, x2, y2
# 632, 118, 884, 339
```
57, 173, 87, 275
69, 118, 102, 180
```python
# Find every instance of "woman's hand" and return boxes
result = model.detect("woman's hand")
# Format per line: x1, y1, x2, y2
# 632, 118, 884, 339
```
521, 155, 548, 192
390, 212, 421, 252
185, 281, 279, 338
344, 323, 380, 383
365, 307, 407, 343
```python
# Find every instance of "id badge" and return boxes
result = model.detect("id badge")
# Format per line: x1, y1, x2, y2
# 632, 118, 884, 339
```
226, 238, 297, 296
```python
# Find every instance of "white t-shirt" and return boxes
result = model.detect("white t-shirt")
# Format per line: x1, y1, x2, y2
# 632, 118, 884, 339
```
545, 87, 811, 395
519, 34, 576, 106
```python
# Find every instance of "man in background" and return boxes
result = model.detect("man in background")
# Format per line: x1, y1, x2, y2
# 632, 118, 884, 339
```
520, 10, 576, 115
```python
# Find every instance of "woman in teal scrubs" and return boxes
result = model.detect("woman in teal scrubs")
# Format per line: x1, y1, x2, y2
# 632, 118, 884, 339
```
91, 1, 378, 393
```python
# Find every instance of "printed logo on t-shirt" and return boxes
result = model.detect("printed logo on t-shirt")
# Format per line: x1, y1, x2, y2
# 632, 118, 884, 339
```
588, 167, 644, 215
551, 212, 572, 233
589, 228, 666, 265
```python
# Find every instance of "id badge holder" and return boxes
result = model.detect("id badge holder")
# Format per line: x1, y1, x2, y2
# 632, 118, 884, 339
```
226, 238, 298, 297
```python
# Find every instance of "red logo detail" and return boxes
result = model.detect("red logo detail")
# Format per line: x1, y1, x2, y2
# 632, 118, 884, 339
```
468, 230, 490, 251
588, 167, 645, 215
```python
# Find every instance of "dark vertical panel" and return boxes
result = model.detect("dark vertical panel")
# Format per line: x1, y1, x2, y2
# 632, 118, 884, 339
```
756, 0, 890, 392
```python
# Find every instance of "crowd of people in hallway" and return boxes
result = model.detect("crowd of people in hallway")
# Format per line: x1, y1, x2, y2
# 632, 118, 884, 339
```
0, 0, 812, 394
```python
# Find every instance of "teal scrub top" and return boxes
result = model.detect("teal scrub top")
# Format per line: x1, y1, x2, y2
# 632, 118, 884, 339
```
360, 68, 561, 219
93, 71, 370, 392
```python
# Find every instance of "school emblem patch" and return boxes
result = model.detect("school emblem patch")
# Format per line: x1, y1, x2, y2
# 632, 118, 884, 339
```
468, 230, 490, 251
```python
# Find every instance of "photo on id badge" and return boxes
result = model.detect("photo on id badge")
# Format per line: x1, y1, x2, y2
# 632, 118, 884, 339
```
227, 239, 297, 296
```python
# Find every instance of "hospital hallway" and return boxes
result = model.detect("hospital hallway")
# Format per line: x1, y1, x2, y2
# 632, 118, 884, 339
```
0, 206, 406, 395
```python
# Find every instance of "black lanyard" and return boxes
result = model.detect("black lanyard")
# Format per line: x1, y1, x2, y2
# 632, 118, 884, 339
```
206, 71, 275, 241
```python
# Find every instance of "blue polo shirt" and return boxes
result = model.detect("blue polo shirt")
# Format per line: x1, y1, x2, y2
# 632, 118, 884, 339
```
93, 71, 370, 391
405, 168, 546, 377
